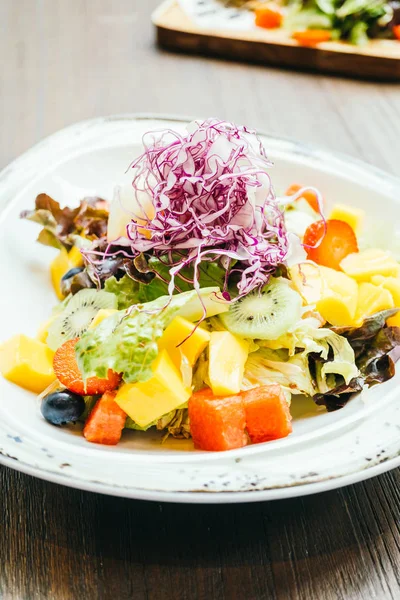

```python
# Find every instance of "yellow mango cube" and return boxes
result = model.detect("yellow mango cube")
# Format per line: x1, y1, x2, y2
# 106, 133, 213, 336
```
50, 246, 84, 300
208, 331, 249, 396
316, 266, 358, 326
158, 316, 210, 370
114, 350, 190, 428
0, 334, 56, 393
50, 248, 71, 300
289, 263, 323, 305
68, 245, 84, 268
354, 282, 394, 325
329, 204, 365, 233
88, 309, 118, 330
370, 276, 400, 327
341, 249, 400, 282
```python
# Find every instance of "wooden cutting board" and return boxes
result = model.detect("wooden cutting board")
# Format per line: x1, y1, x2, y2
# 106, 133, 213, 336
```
153, 0, 400, 80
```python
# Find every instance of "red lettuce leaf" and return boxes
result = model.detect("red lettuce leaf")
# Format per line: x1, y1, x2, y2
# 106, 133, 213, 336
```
21, 194, 109, 250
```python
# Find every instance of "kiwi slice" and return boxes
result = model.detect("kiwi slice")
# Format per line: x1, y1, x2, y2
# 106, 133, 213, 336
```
47, 289, 118, 350
219, 278, 302, 340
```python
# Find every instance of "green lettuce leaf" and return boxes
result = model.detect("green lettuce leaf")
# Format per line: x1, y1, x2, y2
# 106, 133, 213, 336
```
103, 259, 227, 307
75, 288, 221, 384
104, 275, 140, 309
243, 319, 359, 398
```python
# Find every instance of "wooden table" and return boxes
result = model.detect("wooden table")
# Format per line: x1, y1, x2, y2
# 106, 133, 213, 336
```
1, 2, 400, 598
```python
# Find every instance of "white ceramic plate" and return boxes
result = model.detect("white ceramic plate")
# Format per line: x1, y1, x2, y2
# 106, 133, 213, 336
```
0, 115, 399, 503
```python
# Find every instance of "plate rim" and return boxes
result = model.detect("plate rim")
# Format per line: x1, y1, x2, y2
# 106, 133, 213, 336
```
1, 112, 400, 503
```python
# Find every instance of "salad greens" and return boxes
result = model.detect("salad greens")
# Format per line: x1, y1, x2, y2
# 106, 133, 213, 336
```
75, 288, 220, 384
242, 318, 359, 398
284, 0, 393, 45
21, 194, 108, 250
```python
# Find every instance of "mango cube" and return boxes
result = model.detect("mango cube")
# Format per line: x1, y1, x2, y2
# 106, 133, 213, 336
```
208, 331, 249, 396
114, 350, 190, 428
341, 249, 400, 282
88, 309, 118, 330
289, 263, 323, 305
50, 246, 84, 300
371, 276, 400, 327
329, 204, 365, 233
354, 282, 394, 325
158, 316, 210, 371
0, 334, 56, 393
316, 266, 358, 326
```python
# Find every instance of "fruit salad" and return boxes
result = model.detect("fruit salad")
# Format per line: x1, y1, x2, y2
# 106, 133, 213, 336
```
1, 119, 399, 452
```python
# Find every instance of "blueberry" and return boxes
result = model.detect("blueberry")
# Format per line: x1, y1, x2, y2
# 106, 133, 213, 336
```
41, 390, 85, 426
62, 267, 84, 281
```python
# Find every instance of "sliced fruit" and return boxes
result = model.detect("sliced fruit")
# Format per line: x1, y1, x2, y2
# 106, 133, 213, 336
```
47, 289, 118, 350
158, 316, 210, 371
289, 263, 323, 305
220, 278, 302, 340
0, 334, 56, 393
83, 391, 127, 445
370, 276, 400, 327
255, 7, 283, 28
292, 30, 332, 46
68, 245, 84, 268
354, 282, 394, 325
50, 248, 71, 300
341, 248, 400, 282
208, 331, 249, 396
285, 183, 322, 214
328, 203, 365, 233
114, 350, 190, 428
242, 385, 292, 444
304, 219, 358, 270
53, 338, 121, 395
88, 308, 118, 330
50, 246, 84, 300
188, 388, 247, 452
316, 266, 359, 326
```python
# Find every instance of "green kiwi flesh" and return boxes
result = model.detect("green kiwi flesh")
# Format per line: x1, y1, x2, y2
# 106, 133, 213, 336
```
219, 278, 302, 340
47, 289, 118, 350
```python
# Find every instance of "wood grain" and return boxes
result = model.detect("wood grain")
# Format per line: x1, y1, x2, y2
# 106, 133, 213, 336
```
1, 1, 400, 599
154, 1, 400, 81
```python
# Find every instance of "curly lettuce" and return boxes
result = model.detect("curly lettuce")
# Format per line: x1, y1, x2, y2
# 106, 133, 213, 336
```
242, 318, 359, 400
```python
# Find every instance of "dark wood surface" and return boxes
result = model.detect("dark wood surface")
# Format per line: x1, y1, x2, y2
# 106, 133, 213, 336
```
1, 1, 400, 599
154, 1, 400, 81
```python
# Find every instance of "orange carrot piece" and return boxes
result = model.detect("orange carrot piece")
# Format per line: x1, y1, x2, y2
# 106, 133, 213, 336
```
53, 338, 121, 396
285, 183, 323, 214
188, 388, 247, 452
303, 219, 358, 270
255, 7, 283, 29
242, 385, 292, 444
393, 25, 400, 40
292, 30, 331, 46
83, 391, 127, 445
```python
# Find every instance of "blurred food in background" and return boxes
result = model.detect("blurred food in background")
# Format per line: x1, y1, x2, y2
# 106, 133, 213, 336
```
227, 0, 400, 45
